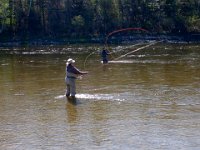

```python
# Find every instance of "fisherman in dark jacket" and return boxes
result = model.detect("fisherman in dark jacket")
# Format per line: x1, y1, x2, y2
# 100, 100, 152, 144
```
65, 58, 88, 99
101, 48, 110, 64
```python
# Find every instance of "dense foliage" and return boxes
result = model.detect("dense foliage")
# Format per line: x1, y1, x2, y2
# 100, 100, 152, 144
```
0, 0, 200, 39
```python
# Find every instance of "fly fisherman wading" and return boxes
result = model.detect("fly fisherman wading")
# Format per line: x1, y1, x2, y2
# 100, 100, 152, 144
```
65, 58, 88, 99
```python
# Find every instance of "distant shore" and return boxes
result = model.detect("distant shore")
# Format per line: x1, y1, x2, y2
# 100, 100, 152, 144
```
0, 34, 200, 47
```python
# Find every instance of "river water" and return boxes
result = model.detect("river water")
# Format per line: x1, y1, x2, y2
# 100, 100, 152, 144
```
0, 43, 200, 150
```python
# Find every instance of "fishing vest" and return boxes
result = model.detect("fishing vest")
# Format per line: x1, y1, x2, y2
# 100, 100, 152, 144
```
67, 72, 78, 79
66, 64, 78, 79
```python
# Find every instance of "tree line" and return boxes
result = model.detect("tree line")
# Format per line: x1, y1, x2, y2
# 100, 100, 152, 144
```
0, 0, 200, 40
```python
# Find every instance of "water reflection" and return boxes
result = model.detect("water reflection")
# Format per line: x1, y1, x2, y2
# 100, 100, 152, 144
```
66, 101, 78, 124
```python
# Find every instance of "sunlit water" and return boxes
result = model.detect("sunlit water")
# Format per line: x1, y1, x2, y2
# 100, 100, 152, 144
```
0, 43, 200, 150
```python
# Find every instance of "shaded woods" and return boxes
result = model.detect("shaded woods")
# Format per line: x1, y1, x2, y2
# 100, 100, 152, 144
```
0, 0, 200, 41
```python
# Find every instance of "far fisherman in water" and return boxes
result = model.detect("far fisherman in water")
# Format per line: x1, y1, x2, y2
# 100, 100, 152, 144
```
65, 58, 88, 99
101, 47, 111, 64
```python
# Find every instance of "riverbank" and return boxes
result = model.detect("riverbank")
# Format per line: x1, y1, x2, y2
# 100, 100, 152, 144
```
0, 34, 200, 47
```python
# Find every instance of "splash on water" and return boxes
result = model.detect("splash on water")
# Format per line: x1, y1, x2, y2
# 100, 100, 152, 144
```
109, 59, 177, 64
14, 93, 25, 96
54, 95, 66, 99
54, 93, 125, 102
109, 60, 134, 64
1, 63, 9, 66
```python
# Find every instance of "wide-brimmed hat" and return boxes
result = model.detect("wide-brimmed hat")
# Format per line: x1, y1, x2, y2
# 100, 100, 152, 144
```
66, 58, 75, 65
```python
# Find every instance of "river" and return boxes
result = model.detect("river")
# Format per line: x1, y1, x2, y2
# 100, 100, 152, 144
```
0, 43, 200, 150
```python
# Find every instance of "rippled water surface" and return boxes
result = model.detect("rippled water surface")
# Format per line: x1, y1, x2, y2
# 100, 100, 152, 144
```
0, 43, 200, 150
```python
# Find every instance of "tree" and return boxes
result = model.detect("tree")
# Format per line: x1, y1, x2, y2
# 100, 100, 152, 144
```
0, 0, 10, 33
71, 15, 85, 36
1, 0, 200, 39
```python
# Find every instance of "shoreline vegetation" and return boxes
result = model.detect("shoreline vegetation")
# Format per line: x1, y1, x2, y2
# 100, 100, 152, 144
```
0, 0, 200, 47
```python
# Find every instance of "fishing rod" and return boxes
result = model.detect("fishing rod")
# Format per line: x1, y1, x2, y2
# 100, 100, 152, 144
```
111, 42, 144, 54
109, 42, 146, 61
83, 28, 150, 68
114, 40, 163, 60
105, 27, 149, 61
83, 42, 144, 69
